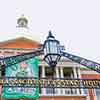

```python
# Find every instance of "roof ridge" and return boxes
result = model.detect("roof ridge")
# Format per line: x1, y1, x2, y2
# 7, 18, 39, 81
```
0, 37, 41, 49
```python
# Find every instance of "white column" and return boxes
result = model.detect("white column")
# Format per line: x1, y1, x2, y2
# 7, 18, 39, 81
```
60, 67, 65, 95
42, 66, 46, 95
73, 67, 80, 94
42, 66, 45, 78
60, 67, 63, 78
56, 67, 60, 95
77, 67, 84, 95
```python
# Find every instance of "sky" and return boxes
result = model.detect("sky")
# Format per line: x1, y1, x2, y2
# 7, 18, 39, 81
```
0, 0, 100, 63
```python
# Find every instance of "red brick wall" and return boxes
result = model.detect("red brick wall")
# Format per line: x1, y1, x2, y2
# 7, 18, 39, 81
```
81, 74, 100, 100
39, 96, 86, 100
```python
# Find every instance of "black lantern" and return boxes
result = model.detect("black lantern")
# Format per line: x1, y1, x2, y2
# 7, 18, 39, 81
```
44, 31, 61, 69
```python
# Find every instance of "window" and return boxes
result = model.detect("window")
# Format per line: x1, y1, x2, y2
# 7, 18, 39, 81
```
45, 67, 56, 78
45, 67, 56, 94
63, 67, 75, 94
39, 66, 42, 78
63, 67, 73, 78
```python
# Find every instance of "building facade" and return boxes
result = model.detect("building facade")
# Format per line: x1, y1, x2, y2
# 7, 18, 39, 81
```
0, 37, 99, 100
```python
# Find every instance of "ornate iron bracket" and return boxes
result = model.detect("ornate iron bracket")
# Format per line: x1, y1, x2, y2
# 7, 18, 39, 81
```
61, 51, 100, 73
0, 49, 43, 70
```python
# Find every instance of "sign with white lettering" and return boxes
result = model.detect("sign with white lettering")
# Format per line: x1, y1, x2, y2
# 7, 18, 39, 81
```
2, 57, 39, 99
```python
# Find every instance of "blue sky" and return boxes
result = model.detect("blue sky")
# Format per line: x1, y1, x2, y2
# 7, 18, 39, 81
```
0, 0, 100, 63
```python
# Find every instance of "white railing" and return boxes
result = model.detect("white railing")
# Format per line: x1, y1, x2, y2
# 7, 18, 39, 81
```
40, 88, 84, 96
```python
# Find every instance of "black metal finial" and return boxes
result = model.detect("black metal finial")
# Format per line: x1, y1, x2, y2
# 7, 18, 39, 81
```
47, 30, 55, 39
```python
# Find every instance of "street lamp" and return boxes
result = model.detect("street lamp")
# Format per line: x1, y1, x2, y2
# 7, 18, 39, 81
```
44, 31, 61, 69
0, 30, 100, 74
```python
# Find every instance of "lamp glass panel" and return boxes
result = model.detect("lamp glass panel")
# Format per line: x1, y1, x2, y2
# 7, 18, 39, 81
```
49, 41, 58, 61
49, 41, 58, 54
46, 42, 50, 54
44, 41, 50, 56
57, 43, 60, 54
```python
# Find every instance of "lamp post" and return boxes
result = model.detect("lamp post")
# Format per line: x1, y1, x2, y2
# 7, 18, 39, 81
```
44, 31, 61, 71
43, 30, 62, 94
0, 30, 100, 77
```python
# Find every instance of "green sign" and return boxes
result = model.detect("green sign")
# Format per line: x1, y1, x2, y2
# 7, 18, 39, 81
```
2, 57, 39, 99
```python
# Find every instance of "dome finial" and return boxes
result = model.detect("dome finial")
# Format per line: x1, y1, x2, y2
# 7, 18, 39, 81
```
47, 30, 55, 39
17, 15, 28, 28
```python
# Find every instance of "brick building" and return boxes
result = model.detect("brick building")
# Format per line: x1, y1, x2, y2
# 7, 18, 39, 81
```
0, 15, 99, 100
0, 36, 99, 100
